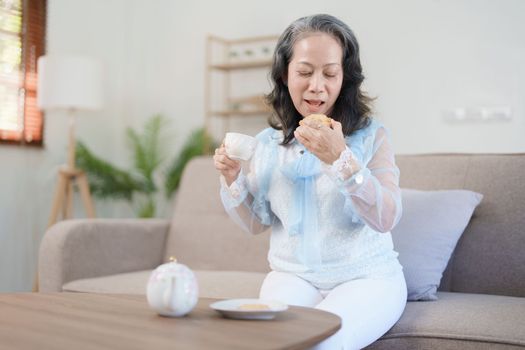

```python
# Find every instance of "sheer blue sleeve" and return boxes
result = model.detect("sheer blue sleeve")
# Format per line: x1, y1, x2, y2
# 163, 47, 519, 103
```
324, 126, 402, 233
218, 128, 277, 234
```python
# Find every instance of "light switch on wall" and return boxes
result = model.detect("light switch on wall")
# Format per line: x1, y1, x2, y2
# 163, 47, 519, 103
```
442, 107, 512, 122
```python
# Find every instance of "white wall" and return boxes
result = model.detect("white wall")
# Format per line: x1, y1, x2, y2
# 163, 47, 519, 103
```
0, 0, 132, 292
1, 0, 524, 292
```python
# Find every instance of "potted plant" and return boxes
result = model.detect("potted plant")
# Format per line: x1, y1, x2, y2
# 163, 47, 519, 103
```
76, 114, 216, 217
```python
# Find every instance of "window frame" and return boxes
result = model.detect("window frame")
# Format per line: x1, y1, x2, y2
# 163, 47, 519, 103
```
0, 0, 47, 147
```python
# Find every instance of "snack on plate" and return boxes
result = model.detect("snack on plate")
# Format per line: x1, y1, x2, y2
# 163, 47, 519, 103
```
238, 303, 271, 311
299, 113, 332, 128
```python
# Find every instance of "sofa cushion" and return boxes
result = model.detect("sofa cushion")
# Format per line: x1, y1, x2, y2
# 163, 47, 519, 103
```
63, 270, 266, 299
392, 189, 482, 300
366, 292, 525, 350
396, 154, 525, 298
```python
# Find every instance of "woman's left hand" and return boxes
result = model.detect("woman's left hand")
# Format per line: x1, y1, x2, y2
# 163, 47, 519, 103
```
294, 118, 347, 164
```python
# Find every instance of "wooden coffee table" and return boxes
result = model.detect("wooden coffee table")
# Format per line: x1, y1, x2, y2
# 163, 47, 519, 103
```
0, 293, 341, 349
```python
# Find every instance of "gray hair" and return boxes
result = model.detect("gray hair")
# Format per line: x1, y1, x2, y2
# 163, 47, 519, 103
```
266, 14, 372, 144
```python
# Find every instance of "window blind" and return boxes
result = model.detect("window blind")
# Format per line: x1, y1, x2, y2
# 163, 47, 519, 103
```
0, 0, 46, 146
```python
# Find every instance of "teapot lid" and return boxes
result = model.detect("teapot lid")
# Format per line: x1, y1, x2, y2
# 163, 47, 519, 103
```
149, 256, 193, 281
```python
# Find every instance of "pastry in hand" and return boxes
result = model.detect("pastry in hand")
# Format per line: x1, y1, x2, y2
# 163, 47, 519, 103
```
299, 113, 332, 128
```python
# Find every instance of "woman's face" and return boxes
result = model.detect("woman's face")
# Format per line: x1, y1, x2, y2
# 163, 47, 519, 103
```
286, 32, 343, 118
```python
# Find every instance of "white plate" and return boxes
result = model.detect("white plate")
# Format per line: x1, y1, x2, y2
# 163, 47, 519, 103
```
209, 298, 288, 320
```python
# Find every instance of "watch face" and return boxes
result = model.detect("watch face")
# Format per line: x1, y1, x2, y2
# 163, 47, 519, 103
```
355, 173, 364, 185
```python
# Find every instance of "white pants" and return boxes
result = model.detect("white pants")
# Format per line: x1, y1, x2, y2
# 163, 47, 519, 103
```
259, 271, 407, 350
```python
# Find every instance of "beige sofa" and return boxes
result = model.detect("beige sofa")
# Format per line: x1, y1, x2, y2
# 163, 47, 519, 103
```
39, 154, 525, 349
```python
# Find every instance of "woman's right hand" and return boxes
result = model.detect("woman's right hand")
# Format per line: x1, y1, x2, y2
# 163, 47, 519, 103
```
213, 144, 241, 186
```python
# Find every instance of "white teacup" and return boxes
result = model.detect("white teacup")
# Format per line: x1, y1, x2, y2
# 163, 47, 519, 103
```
224, 132, 257, 161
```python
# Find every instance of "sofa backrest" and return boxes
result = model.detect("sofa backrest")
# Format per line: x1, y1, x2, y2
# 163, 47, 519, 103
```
397, 154, 525, 297
164, 157, 270, 273
166, 154, 525, 298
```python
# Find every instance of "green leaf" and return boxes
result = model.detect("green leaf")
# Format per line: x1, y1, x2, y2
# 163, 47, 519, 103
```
126, 114, 165, 185
137, 196, 156, 218
75, 141, 144, 200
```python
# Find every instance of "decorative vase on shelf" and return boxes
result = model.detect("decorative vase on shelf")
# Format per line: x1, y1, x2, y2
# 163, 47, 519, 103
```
261, 46, 272, 60
242, 48, 255, 62
228, 50, 241, 64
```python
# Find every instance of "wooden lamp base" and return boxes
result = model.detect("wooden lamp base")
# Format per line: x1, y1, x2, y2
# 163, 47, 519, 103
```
47, 111, 96, 228
47, 165, 96, 228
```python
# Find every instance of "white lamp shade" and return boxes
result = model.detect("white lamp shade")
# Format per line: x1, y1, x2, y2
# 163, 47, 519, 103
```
37, 55, 103, 111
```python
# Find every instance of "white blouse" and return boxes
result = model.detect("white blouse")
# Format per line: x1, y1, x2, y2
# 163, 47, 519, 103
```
220, 118, 403, 289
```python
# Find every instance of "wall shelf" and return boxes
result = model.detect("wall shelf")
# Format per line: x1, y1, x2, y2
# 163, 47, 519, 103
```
204, 34, 279, 139
209, 60, 273, 71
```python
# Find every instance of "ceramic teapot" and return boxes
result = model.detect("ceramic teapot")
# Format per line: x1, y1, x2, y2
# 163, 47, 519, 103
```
146, 257, 199, 317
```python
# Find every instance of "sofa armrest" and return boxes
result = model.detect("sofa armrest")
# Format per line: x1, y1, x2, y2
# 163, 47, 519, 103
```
38, 218, 169, 292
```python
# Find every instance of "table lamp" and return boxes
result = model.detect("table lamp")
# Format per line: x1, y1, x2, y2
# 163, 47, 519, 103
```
37, 54, 103, 227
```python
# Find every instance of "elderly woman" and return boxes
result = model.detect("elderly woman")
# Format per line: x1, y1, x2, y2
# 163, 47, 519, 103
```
214, 14, 406, 349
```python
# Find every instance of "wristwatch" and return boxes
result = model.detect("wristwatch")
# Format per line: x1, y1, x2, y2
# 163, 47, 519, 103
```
354, 172, 364, 185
